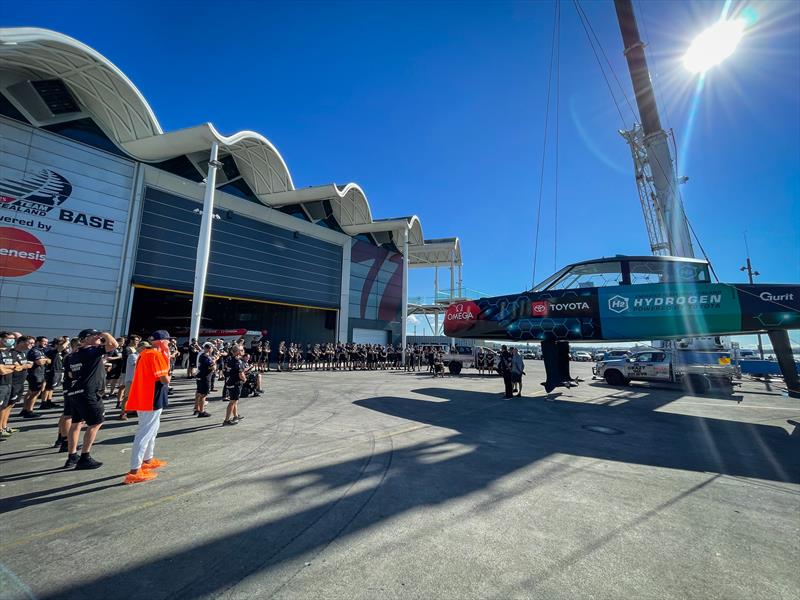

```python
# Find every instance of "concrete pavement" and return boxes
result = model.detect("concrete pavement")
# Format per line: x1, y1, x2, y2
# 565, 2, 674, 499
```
1, 361, 798, 599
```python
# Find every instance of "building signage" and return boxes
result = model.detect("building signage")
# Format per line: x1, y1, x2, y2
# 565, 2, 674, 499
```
0, 226, 46, 277
0, 168, 116, 232
0, 118, 134, 337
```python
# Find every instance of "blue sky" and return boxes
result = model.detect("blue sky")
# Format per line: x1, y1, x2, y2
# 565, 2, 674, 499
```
4, 0, 799, 343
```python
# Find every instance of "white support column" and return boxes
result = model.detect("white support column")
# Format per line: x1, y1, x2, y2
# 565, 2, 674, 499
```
434, 266, 439, 336
458, 262, 463, 298
189, 142, 220, 341
338, 240, 351, 342
449, 250, 455, 300
401, 227, 409, 363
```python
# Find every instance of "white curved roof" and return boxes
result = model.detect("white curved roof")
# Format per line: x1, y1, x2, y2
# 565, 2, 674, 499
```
0, 26, 460, 263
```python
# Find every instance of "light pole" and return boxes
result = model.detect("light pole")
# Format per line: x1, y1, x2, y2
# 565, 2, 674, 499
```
740, 251, 764, 360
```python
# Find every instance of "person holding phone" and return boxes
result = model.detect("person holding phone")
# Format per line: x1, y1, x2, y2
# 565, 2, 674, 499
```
63, 329, 119, 470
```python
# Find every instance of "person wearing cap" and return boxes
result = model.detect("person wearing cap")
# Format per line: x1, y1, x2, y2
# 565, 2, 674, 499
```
123, 330, 172, 485
223, 345, 246, 426
63, 329, 118, 470
193, 342, 214, 418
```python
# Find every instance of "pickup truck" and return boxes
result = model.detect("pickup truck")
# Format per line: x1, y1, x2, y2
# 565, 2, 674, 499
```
593, 350, 739, 394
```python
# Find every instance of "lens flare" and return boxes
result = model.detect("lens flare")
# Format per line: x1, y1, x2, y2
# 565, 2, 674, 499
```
683, 18, 746, 74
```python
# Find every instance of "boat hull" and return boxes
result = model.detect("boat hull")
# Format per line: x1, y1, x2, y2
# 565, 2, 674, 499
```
443, 283, 800, 342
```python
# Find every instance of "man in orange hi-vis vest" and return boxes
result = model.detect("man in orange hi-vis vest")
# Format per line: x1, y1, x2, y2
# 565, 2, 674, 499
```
123, 330, 172, 485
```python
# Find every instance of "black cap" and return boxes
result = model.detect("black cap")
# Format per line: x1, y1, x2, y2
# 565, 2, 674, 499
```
151, 330, 170, 341
78, 329, 100, 340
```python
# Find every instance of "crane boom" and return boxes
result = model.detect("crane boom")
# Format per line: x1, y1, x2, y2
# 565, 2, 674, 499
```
613, 0, 694, 258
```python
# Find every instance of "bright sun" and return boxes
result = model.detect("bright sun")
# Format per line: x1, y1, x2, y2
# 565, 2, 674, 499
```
683, 18, 746, 74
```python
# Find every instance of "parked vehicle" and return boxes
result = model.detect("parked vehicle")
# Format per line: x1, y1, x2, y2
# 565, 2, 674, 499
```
442, 345, 495, 374
593, 350, 739, 394
573, 351, 593, 362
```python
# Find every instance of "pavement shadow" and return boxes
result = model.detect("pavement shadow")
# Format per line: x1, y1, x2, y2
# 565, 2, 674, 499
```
0, 474, 123, 512
97, 423, 221, 446
33, 386, 800, 600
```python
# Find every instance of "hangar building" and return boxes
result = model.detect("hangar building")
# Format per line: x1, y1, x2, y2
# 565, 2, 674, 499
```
0, 27, 462, 345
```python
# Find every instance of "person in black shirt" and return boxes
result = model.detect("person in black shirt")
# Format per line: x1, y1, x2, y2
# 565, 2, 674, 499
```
187, 338, 200, 379
194, 342, 214, 418
497, 345, 514, 399
223, 346, 246, 426
43, 337, 67, 409
44, 337, 69, 447
11, 336, 35, 419
103, 338, 124, 400
0, 331, 28, 439
19, 336, 49, 418
63, 329, 119, 470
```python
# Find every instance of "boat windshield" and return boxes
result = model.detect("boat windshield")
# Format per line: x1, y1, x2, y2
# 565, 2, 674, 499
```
533, 261, 623, 291
628, 259, 710, 284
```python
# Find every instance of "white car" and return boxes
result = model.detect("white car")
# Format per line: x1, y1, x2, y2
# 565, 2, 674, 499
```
574, 351, 593, 362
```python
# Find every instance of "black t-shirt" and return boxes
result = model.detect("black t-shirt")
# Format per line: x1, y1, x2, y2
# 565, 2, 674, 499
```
45, 347, 65, 375
10, 349, 29, 388
197, 354, 214, 379
65, 346, 107, 399
225, 356, 244, 386
27, 347, 47, 381
0, 348, 16, 386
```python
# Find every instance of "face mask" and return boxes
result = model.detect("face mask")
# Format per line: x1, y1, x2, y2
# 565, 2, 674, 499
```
4, 338, 14, 348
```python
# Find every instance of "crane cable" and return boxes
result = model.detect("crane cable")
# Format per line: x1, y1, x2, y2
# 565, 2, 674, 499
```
531, 0, 560, 289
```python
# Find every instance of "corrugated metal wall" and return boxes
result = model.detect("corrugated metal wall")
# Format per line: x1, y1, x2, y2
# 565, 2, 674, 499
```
0, 117, 134, 336
133, 187, 342, 308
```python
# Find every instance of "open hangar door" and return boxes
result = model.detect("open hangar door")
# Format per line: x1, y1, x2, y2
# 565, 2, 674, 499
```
129, 287, 336, 343
351, 328, 389, 345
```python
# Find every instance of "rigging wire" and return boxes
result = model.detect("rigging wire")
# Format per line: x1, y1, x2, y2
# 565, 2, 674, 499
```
531, 0, 560, 289
553, 0, 561, 272
574, 0, 638, 124
571, 0, 628, 129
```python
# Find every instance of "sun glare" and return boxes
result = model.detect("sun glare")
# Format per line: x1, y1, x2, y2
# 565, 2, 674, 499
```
683, 18, 746, 74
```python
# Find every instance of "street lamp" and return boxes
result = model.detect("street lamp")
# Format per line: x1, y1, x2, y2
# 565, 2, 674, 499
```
683, 18, 746, 74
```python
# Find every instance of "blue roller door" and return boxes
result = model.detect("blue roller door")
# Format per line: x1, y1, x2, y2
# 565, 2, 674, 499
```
133, 187, 342, 308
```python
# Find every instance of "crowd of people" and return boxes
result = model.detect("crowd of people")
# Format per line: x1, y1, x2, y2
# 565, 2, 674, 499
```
183, 338, 466, 374
1, 328, 528, 483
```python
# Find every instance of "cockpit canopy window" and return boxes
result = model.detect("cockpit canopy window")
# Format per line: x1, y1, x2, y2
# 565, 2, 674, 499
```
535, 261, 623, 291
532, 258, 712, 291
629, 260, 710, 285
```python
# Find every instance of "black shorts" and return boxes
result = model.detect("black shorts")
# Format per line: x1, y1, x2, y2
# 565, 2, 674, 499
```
70, 394, 104, 426
225, 383, 241, 401
9, 383, 24, 405
45, 371, 63, 391
196, 376, 211, 395
62, 393, 74, 417
27, 377, 45, 392
0, 385, 11, 408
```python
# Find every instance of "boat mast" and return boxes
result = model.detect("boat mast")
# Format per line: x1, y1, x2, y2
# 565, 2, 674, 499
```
614, 0, 694, 258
